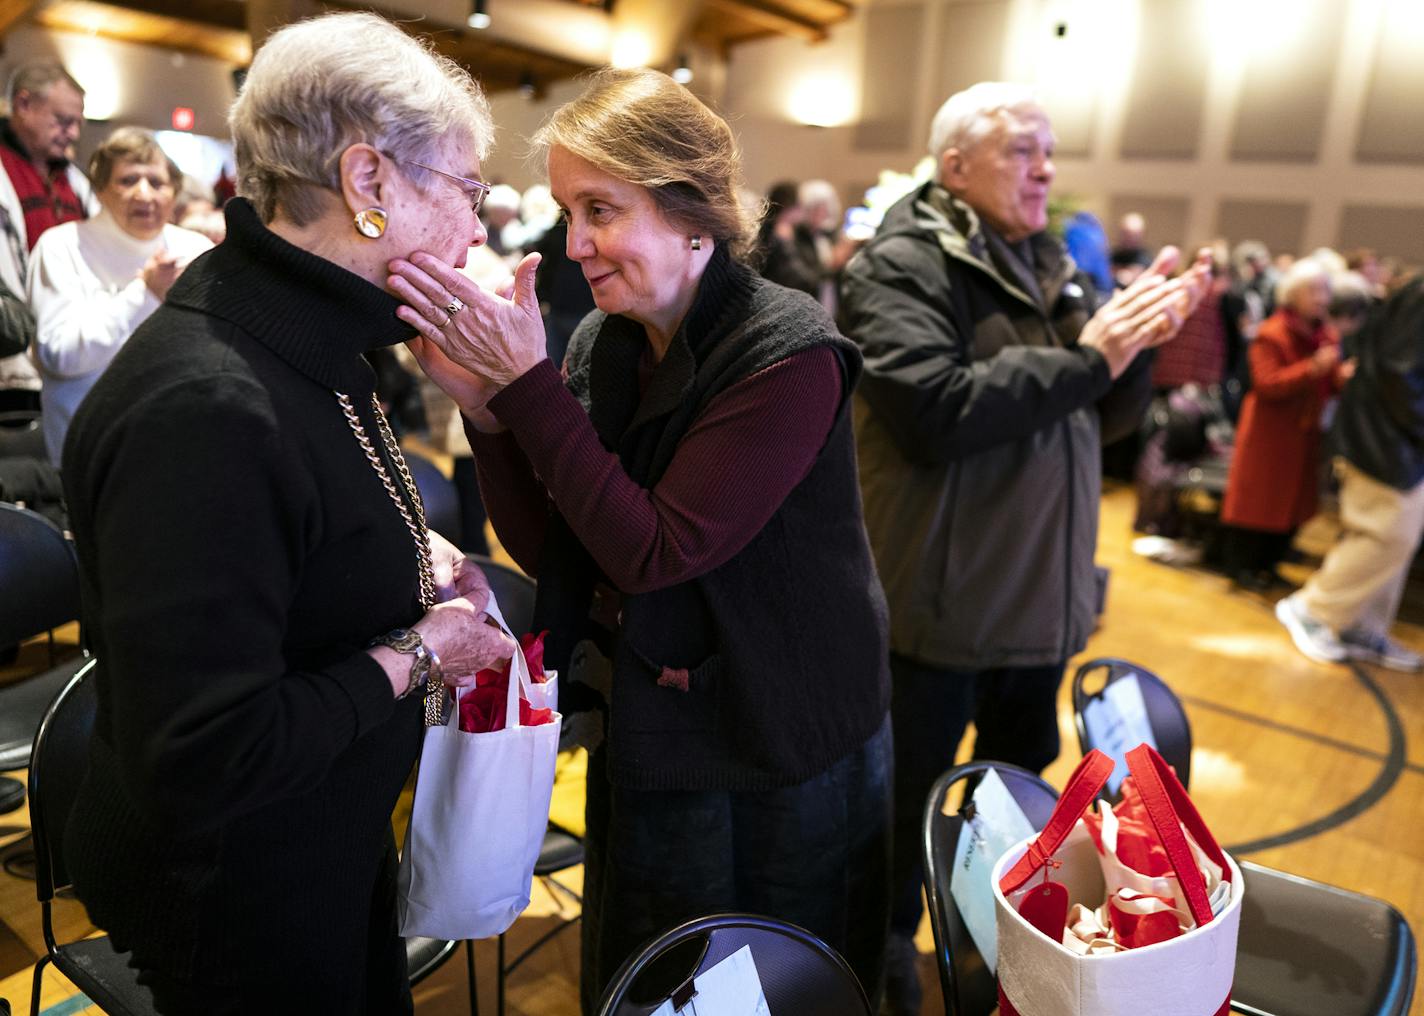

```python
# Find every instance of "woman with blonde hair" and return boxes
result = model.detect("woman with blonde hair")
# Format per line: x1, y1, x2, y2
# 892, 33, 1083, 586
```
395, 67, 893, 1008
61, 13, 515, 1013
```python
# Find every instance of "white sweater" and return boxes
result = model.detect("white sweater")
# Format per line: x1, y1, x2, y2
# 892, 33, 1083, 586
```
29, 211, 212, 464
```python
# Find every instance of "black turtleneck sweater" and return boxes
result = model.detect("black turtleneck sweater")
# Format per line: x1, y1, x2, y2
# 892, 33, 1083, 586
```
60, 198, 427, 995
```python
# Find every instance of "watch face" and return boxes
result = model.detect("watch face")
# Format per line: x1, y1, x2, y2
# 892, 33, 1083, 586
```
383, 628, 424, 654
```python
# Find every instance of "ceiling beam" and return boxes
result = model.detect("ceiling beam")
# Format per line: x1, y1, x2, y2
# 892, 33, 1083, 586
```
0, 0, 39, 36
704, 0, 826, 43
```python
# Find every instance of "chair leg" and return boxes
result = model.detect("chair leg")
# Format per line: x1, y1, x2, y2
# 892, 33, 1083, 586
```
465, 940, 479, 1016
30, 953, 51, 1016
497, 933, 506, 1016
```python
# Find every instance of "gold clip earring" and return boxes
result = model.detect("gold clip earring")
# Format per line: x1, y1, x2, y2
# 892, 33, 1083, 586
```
690, 235, 702, 251
354, 207, 388, 239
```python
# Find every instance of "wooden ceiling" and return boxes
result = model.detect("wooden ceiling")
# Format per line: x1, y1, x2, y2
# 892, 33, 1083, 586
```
5, 0, 857, 93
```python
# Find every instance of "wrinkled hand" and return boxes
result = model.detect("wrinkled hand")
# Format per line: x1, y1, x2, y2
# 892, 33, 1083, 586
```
1337, 357, 1357, 384
428, 529, 494, 608
414, 597, 518, 686
406, 334, 506, 434
1079, 246, 1214, 379
1311, 343, 1341, 376
142, 250, 182, 300
389, 250, 546, 392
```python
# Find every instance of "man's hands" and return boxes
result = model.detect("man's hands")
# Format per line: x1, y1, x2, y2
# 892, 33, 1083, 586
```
1078, 246, 1214, 379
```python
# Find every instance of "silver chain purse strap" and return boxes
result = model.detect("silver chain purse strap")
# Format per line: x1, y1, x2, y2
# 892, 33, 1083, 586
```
335, 392, 450, 725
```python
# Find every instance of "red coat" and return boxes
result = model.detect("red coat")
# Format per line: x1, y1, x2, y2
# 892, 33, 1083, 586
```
1221, 311, 1340, 533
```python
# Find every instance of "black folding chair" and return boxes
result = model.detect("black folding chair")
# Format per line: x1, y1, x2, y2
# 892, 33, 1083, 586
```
406, 449, 463, 547
921, 761, 1058, 1016
1, 502, 88, 875
29, 660, 463, 1013
28, 660, 156, 1016
598, 913, 871, 1016
1072, 657, 1418, 1016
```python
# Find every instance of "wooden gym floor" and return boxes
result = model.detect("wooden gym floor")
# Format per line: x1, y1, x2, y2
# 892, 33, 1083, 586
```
1, 480, 1420, 1015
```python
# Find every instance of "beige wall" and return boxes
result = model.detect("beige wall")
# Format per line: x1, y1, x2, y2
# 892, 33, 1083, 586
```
724, 0, 1424, 263
0, 24, 239, 163
5, 0, 1423, 263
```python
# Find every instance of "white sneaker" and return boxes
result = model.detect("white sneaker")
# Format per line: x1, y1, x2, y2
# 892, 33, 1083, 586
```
1340, 629, 1424, 672
1275, 595, 1347, 664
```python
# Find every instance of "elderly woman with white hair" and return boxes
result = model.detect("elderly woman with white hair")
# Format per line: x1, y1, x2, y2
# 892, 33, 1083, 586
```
1221, 256, 1353, 589
59, 13, 516, 1013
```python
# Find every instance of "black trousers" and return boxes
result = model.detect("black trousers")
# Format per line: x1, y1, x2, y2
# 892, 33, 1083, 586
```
128, 833, 414, 1016
580, 718, 893, 1014
887, 653, 1063, 935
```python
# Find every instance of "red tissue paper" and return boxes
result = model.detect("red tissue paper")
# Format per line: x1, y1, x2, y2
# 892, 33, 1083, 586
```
458, 630, 555, 733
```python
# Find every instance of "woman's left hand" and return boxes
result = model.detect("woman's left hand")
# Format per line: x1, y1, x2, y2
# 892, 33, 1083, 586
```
428, 528, 493, 608
389, 251, 546, 391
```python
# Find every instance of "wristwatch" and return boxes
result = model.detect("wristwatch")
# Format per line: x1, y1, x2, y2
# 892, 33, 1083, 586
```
369, 627, 442, 700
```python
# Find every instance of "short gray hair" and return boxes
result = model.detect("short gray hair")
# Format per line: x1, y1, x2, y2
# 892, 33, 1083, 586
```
7, 60, 83, 108
928, 81, 1042, 160
229, 12, 493, 225
1276, 256, 1331, 309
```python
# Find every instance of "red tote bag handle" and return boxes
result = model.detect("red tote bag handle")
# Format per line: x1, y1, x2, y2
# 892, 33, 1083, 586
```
998, 749, 1114, 896
1125, 743, 1231, 928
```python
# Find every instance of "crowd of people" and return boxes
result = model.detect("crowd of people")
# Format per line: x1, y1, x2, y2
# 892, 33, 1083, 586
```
1, 13, 1421, 1016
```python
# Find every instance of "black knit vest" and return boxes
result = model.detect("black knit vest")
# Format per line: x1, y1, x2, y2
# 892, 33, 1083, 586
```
535, 249, 891, 791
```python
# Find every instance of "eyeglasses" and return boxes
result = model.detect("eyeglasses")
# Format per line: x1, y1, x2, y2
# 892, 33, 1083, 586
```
405, 159, 492, 215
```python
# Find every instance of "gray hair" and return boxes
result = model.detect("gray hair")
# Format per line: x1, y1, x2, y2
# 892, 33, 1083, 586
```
928, 81, 1042, 160
1275, 256, 1331, 309
798, 179, 839, 213
1231, 239, 1269, 278
7, 60, 83, 108
88, 126, 180, 191
229, 12, 493, 225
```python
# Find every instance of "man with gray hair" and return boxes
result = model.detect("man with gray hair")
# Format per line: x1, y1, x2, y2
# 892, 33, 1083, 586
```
0, 60, 96, 412
840, 81, 1210, 1012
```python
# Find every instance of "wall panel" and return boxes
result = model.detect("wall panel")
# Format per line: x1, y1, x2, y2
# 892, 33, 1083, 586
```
1229, 0, 1346, 162
1119, 0, 1208, 160
1213, 200, 1309, 256
854, 3, 927, 152
1338, 205, 1424, 264
1355, 0, 1424, 164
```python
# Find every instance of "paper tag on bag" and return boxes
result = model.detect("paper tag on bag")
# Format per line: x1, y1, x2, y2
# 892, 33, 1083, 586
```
949, 769, 1037, 975
1081, 674, 1157, 795
649, 945, 771, 1016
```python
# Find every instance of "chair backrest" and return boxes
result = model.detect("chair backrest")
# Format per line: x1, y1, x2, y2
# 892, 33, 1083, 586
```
0, 409, 44, 461
469, 555, 537, 636
922, 761, 1059, 1016
1070, 657, 1193, 794
0, 501, 79, 647
404, 450, 463, 547
597, 913, 872, 1016
28, 658, 99, 908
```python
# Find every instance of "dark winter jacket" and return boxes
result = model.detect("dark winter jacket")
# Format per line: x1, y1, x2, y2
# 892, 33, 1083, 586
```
1333, 276, 1424, 491
840, 181, 1151, 669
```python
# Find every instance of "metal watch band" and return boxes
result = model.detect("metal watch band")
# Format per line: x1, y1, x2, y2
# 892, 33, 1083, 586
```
369, 628, 441, 699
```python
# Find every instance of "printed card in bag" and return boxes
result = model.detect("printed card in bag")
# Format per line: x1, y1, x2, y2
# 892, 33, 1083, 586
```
1081, 675, 1156, 795
950, 769, 1037, 975
649, 945, 771, 1016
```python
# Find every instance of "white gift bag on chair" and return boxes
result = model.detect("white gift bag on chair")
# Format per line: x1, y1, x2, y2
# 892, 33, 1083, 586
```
991, 746, 1242, 1016
397, 594, 562, 940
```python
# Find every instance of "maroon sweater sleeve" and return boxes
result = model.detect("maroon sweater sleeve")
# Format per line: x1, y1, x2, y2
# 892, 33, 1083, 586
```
479, 345, 843, 594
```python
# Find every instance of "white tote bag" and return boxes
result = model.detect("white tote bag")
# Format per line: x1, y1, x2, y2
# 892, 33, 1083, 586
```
396, 595, 562, 940
990, 747, 1242, 1016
